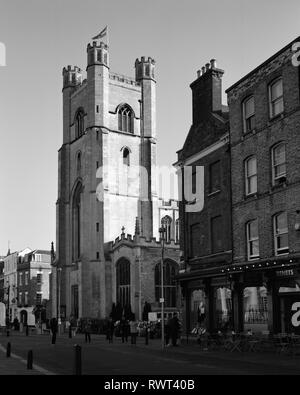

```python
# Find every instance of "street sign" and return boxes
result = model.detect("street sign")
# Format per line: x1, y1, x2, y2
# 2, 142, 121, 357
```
159, 298, 164, 303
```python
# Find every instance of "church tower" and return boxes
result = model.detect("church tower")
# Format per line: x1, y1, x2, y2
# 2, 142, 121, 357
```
55, 37, 163, 320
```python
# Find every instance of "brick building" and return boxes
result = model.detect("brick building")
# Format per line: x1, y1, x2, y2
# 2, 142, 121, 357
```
17, 250, 52, 326
175, 60, 233, 334
52, 35, 181, 321
227, 37, 300, 334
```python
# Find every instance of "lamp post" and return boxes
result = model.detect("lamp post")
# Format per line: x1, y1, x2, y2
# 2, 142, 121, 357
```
6, 281, 10, 328
159, 225, 166, 350
57, 267, 62, 333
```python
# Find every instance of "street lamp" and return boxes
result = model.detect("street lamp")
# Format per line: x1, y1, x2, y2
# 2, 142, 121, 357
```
159, 225, 166, 350
57, 267, 62, 327
6, 281, 10, 327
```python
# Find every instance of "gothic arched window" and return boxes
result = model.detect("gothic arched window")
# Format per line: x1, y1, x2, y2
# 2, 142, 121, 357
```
116, 258, 131, 308
155, 260, 177, 308
117, 104, 134, 133
72, 182, 82, 260
75, 109, 85, 138
161, 215, 172, 242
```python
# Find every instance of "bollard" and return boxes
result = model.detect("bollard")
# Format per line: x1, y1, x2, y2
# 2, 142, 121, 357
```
73, 344, 82, 375
27, 350, 33, 370
26, 325, 29, 336
6, 342, 11, 357
6, 329, 10, 337
69, 325, 72, 339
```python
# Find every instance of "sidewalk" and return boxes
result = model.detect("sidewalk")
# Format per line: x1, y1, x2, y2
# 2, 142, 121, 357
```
0, 344, 43, 375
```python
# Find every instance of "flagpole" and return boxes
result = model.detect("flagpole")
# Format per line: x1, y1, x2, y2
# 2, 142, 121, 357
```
106, 26, 109, 47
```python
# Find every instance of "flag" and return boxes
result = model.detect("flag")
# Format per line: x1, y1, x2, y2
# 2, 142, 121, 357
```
92, 26, 107, 40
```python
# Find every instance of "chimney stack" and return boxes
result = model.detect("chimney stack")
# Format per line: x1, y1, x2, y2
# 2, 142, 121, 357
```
190, 59, 224, 124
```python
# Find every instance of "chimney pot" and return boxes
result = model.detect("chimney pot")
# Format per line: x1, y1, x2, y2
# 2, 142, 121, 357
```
210, 59, 217, 69
201, 66, 206, 74
205, 63, 210, 71
197, 70, 201, 78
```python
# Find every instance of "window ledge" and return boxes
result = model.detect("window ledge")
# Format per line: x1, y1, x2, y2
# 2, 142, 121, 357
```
248, 256, 260, 261
268, 112, 285, 124
208, 190, 221, 197
270, 180, 288, 191
244, 193, 258, 201
242, 129, 257, 140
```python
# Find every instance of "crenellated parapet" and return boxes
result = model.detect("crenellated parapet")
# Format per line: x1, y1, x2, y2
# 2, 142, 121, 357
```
87, 41, 109, 69
111, 232, 180, 251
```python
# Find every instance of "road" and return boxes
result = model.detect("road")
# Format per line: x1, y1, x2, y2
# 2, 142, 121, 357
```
0, 332, 299, 375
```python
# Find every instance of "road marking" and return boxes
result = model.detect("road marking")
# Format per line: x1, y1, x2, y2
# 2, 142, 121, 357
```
0, 344, 56, 375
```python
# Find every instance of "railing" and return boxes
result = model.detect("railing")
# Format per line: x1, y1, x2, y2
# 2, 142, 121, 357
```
244, 308, 268, 324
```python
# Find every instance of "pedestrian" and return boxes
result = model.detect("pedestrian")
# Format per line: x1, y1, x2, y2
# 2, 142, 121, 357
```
129, 315, 138, 345
169, 312, 180, 347
165, 318, 171, 347
120, 318, 129, 343
107, 317, 115, 343
84, 319, 92, 343
50, 317, 58, 345
13, 317, 19, 331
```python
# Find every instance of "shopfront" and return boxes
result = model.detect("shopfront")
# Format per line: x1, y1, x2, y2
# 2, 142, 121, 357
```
179, 260, 300, 336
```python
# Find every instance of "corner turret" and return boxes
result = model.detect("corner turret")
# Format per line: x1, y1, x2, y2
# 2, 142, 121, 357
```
135, 57, 155, 82
87, 41, 109, 70
62, 65, 82, 90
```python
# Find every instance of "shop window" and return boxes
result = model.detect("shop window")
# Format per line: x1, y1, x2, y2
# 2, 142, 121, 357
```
214, 287, 232, 331
243, 287, 268, 332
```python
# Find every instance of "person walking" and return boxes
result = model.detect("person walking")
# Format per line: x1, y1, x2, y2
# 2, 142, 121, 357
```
107, 317, 115, 344
50, 317, 58, 345
129, 315, 138, 345
84, 319, 92, 343
169, 313, 180, 347
120, 318, 129, 343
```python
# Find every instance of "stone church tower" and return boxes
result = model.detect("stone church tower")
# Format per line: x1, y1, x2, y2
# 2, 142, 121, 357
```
52, 38, 180, 321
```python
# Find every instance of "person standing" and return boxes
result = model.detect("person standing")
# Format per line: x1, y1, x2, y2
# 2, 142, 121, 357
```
50, 317, 58, 345
129, 315, 138, 345
169, 313, 180, 347
165, 317, 171, 347
84, 319, 92, 343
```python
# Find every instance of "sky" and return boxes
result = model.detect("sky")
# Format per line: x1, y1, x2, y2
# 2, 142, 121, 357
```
0, 0, 300, 255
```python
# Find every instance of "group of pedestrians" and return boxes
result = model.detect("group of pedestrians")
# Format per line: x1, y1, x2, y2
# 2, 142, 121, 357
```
106, 314, 138, 345
49, 316, 92, 345
48, 311, 181, 347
